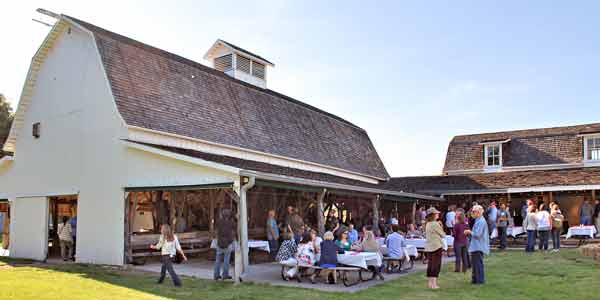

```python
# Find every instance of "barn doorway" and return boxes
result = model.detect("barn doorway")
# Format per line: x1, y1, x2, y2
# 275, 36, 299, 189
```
0, 199, 9, 254
47, 195, 78, 260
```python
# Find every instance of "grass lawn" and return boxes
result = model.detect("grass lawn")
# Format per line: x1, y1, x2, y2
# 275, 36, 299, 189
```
0, 249, 598, 300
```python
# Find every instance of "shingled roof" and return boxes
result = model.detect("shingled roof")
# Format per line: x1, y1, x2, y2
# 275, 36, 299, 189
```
386, 166, 600, 195
67, 16, 390, 180
444, 122, 600, 172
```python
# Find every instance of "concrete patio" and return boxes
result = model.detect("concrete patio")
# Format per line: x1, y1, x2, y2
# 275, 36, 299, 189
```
131, 256, 455, 292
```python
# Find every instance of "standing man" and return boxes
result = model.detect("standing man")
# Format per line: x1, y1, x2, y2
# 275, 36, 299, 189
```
70, 207, 78, 261
496, 203, 510, 250
266, 209, 279, 260
445, 206, 456, 235
579, 199, 594, 225
287, 207, 304, 244
214, 209, 235, 280
465, 205, 489, 285
520, 201, 528, 226
486, 201, 498, 239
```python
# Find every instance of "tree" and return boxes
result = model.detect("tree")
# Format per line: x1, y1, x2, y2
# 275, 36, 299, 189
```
0, 94, 14, 155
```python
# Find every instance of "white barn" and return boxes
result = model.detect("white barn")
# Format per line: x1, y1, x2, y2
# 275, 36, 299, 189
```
0, 13, 439, 276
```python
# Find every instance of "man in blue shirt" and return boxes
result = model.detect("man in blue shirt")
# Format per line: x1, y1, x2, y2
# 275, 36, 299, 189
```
465, 205, 489, 285
266, 210, 279, 260
486, 201, 498, 240
385, 224, 407, 272
347, 222, 359, 244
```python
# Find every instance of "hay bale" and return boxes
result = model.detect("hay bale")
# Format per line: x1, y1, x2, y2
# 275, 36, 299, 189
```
580, 243, 600, 258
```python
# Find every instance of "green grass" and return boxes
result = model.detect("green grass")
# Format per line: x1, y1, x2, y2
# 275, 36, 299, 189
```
0, 249, 598, 300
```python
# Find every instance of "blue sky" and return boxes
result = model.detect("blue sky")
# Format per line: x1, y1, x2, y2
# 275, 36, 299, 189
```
2, 1, 600, 176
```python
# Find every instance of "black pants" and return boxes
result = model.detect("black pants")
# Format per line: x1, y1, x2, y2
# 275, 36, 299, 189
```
471, 251, 484, 284
159, 255, 182, 286
454, 244, 470, 272
426, 248, 443, 278
497, 226, 507, 249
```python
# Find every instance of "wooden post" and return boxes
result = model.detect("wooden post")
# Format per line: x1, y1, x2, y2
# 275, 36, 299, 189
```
372, 195, 380, 233
124, 192, 132, 264
209, 191, 215, 236
411, 201, 417, 225
592, 190, 596, 202
317, 189, 327, 236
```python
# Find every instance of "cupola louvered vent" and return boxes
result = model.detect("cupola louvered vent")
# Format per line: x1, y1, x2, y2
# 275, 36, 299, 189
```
214, 54, 232, 72
252, 61, 265, 79
236, 55, 251, 73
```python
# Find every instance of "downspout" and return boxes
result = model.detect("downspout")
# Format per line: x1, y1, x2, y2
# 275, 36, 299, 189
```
239, 176, 255, 275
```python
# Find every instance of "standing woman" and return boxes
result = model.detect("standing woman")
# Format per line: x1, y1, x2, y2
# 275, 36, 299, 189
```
550, 203, 564, 252
452, 209, 470, 273
151, 224, 187, 287
523, 204, 538, 252
536, 203, 551, 252
57, 216, 74, 261
424, 207, 445, 289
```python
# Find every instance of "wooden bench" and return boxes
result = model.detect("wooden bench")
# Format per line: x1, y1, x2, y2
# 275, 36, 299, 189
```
279, 263, 372, 287
383, 256, 414, 273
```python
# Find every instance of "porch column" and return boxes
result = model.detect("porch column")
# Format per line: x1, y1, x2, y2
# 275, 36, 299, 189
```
317, 189, 327, 236
372, 195, 380, 233
411, 201, 417, 225
235, 176, 255, 280
592, 190, 596, 202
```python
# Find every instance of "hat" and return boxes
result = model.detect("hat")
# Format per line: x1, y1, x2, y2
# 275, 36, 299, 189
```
426, 207, 440, 215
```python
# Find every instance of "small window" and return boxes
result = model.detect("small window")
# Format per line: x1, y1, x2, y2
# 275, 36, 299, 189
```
485, 144, 501, 167
252, 61, 265, 79
585, 136, 600, 161
32, 122, 41, 138
214, 54, 233, 72
236, 55, 251, 73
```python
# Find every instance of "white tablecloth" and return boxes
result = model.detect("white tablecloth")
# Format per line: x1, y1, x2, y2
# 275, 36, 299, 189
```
380, 245, 418, 257
565, 226, 597, 239
405, 236, 453, 251
210, 239, 270, 252
337, 251, 382, 269
491, 226, 525, 239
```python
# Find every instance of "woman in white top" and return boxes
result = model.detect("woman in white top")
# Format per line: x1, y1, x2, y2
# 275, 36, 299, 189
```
151, 224, 187, 287
536, 204, 551, 252
57, 216, 74, 261
523, 204, 538, 252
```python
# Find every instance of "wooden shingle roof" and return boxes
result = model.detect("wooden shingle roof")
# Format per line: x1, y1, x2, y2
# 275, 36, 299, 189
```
68, 16, 390, 180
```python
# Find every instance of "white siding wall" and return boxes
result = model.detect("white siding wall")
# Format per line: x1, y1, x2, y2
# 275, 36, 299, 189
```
0, 26, 239, 265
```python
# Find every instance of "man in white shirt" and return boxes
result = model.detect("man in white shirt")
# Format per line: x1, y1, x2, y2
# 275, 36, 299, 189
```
445, 206, 456, 235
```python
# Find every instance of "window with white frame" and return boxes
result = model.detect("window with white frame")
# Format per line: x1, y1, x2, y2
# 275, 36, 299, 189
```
585, 136, 600, 161
484, 144, 501, 167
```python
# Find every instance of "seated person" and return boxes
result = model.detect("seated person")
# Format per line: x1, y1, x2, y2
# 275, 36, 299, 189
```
347, 223, 359, 244
276, 229, 297, 264
284, 232, 315, 279
335, 230, 352, 251
385, 224, 408, 271
406, 223, 424, 238
312, 231, 344, 283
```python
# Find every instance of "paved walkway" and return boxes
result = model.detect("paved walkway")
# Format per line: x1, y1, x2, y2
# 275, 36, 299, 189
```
132, 256, 455, 292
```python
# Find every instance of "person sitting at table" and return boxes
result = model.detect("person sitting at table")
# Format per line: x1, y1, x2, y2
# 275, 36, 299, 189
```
385, 224, 407, 272
276, 229, 297, 265
352, 229, 384, 280
407, 223, 424, 238
347, 222, 359, 245
310, 229, 322, 262
284, 232, 316, 280
311, 231, 344, 284
336, 230, 352, 251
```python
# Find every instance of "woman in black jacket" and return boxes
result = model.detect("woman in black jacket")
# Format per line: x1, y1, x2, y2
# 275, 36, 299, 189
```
311, 231, 344, 284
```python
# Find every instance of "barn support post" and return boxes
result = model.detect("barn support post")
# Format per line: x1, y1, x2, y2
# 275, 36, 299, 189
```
411, 201, 417, 225
592, 190, 596, 202
123, 192, 132, 264
232, 176, 255, 284
372, 195, 380, 233
317, 189, 327, 236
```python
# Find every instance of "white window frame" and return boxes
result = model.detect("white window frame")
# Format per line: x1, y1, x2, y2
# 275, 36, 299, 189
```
483, 143, 502, 169
583, 134, 600, 163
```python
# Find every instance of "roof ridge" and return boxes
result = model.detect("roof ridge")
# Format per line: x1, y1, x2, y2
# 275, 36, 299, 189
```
65, 15, 365, 131
452, 121, 600, 142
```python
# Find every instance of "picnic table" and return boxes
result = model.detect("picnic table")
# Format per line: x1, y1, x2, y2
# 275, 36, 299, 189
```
491, 226, 525, 239
337, 251, 382, 269
405, 236, 454, 251
210, 239, 271, 252
565, 226, 597, 239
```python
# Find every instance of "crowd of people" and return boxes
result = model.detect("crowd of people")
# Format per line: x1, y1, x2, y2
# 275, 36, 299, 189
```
147, 198, 600, 288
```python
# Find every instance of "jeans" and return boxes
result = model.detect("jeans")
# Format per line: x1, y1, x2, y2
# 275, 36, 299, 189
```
214, 243, 233, 279
268, 239, 279, 260
538, 230, 549, 251
526, 230, 537, 252
159, 255, 182, 286
454, 244, 470, 272
470, 251, 485, 284
60, 240, 73, 260
551, 229, 561, 250
488, 222, 497, 238
581, 216, 592, 225
497, 226, 507, 249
